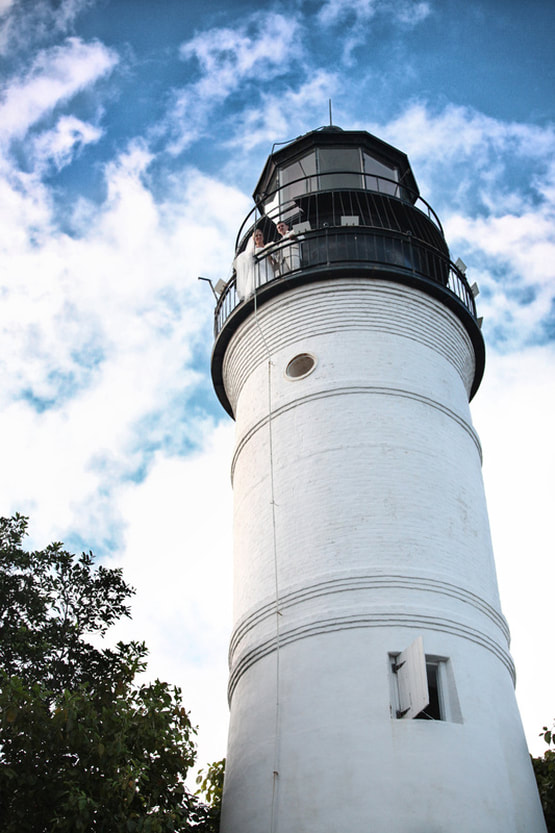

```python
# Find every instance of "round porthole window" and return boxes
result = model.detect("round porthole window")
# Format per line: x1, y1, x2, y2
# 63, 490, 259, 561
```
285, 353, 317, 380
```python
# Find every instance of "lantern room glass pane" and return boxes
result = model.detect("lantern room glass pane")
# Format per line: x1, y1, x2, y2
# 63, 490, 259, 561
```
280, 152, 317, 205
363, 153, 399, 196
261, 169, 280, 222
318, 147, 363, 190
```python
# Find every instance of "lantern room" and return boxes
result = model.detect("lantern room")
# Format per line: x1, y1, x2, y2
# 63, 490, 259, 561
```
212, 127, 484, 414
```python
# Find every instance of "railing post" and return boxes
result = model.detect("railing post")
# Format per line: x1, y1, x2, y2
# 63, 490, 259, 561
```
406, 231, 415, 274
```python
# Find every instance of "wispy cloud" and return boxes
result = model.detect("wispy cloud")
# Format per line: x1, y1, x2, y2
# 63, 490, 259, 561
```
0, 130, 246, 552
0, 0, 93, 52
0, 0, 15, 17
0, 36, 117, 143
447, 210, 555, 347
381, 102, 555, 178
180, 12, 301, 86
225, 70, 339, 151
318, 0, 430, 26
357, 102, 555, 348
317, 0, 431, 62
162, 11, 304, 154
0, 0, 93, 56
29, 114, 103, 172
317, 0, 378, 26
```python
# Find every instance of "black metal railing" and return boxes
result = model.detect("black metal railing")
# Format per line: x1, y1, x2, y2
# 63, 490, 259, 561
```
236, 171, 444, 253
214, 226, 477, 336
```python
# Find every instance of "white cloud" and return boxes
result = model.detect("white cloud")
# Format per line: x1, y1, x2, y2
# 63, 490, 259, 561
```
318, 0, 379, 25
377, 102, 554, 183
395, 1, 430, 24
0, 0, 14, 16
355, 103, 555, 346
30, 114, 103, 172
164, 12, 303, 154
446, 210, 555, 344
318, 0, 431, 27
0, 37, 118, 142
0, 137, 247, 554
315, 0, 431, 64
225, 70, 339, 152
0, 163, 53, 251
180, 13, 301, 87
0, 0, 92, 56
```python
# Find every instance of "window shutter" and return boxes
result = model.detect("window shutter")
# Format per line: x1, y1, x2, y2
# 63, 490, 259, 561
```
395, 636, 429, 719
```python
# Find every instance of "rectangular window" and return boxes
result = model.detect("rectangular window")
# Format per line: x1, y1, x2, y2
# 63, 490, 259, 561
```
390, 637, 462, 722
261, 170, 280, 222
363, 152, 399, 196
318, 147, 363, 190
280, 152, 317, 204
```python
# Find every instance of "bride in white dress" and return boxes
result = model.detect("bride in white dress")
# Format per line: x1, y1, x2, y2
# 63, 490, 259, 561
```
234, 228, 276, 300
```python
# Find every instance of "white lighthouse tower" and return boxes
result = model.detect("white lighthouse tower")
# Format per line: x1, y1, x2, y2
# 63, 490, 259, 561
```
211, 127, 546, 833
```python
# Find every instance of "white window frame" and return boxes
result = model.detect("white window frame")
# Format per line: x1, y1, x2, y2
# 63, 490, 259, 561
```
390, 637, 462, 722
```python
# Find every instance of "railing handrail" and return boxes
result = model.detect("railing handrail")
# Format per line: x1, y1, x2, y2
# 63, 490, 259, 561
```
215, 225, 476, 337
234, 170, 444, 253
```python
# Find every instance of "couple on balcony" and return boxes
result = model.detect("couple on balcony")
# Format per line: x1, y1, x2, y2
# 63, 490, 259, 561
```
234, 222, 301, 300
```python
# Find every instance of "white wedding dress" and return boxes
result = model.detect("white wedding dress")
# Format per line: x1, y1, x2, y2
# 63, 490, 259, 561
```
234, 237, 275, 300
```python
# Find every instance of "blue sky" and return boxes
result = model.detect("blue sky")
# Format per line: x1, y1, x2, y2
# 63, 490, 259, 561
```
0, 0, 554, 765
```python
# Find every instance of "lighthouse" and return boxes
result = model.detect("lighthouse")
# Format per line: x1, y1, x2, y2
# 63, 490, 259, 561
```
210, 127, 546, 832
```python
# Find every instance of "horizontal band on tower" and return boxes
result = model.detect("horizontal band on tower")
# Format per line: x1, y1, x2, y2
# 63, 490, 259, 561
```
230, 384, 482, 483
229, 571, 510, 662
227, 611, 516, 702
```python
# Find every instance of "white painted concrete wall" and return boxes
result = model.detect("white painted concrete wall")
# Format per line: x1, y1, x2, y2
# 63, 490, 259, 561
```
219, 279, 546, 833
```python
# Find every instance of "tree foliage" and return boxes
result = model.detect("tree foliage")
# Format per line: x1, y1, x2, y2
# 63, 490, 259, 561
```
0, 513, 135, 693
196, 758, 225, 820
0, 514, 217, 832
532, 723, 555, 833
